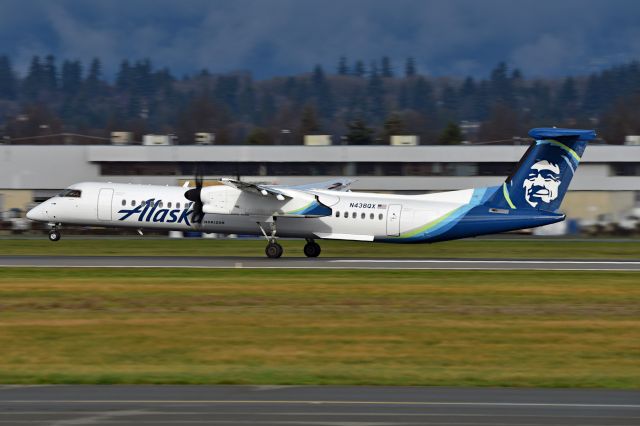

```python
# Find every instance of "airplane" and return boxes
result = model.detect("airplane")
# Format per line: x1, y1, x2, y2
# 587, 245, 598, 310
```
26, 128, 595, 258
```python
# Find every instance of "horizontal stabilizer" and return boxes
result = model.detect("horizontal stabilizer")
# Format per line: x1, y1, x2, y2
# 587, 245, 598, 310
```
528, 128, 596, 141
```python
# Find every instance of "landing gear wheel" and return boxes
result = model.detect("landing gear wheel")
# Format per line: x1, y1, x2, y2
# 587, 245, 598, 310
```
303, 241, 321, 258
48, 230, 61, 242
265, 242, 283, 259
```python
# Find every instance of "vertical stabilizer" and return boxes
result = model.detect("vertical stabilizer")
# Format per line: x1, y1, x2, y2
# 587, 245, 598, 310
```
488, 128, 596, 212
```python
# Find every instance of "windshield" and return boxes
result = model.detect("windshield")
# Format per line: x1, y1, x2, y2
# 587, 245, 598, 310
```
58, 189, 82, 198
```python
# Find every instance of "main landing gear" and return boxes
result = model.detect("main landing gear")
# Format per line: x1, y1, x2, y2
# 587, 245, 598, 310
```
303, 238, 321, 258
48, 225, 61, 242
257, 220, 322, 259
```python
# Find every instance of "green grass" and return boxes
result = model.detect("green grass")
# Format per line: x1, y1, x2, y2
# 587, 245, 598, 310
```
0, 268, 638, 387
1, 238, 639, 258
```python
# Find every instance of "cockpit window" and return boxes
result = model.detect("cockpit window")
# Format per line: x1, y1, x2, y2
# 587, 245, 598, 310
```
58, 189, 82, 198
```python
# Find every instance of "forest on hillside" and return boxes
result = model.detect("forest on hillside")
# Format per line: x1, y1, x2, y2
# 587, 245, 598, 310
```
1, 55, 640, 144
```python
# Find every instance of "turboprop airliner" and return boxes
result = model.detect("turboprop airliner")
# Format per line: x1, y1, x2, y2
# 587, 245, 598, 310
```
27, 128, 595, 258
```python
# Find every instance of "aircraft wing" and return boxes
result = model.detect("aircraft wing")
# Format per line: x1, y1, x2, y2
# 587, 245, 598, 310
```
282, 178, 355, 192
219, 178, 291, 200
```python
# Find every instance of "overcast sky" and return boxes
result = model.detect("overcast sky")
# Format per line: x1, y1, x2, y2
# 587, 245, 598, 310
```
1, 0, 639, 79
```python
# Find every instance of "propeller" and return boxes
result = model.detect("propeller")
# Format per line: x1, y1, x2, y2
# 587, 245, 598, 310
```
184, 164, 204, 224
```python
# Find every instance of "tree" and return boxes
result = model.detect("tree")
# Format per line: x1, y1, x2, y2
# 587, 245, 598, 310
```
346, 118, 373, 145
43, 55, 58, 92
353, 60, 366, 77
0, 55, 17, 99
381, 56, 393, 78
23, 56, 44, 99
383, 113, 406, 142
337, 56, 349, 75
438, 122, 463, 145
405, 57, 416, 77
84, 58, 103, 97
300, 104, 320, 135
61, 60, 83, 96
245, 127, 273, 145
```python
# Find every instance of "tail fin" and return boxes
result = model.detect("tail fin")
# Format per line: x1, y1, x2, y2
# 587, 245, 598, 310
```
489, 128, 596, 212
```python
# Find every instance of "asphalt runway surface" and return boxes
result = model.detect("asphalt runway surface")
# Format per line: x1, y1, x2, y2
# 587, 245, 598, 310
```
1, 385, 639, 426
0, 255, 640, 270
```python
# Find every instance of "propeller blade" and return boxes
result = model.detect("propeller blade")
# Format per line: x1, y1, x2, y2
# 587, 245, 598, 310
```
184, 163, 205, 224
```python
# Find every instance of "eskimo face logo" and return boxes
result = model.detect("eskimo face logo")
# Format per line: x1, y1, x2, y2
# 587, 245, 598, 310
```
522, 160, 561, 208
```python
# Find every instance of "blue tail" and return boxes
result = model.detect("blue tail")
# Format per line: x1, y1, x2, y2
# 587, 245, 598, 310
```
488, 128, 596, 212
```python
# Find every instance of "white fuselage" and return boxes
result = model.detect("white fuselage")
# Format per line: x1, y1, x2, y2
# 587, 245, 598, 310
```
27, 182, 477, 242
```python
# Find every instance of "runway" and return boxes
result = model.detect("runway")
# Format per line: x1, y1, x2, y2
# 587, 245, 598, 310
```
0, 385, 638, 425
0, 255, 640, 270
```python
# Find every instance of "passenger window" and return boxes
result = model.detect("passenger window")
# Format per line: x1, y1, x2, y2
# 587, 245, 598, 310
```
158, 201, 163, 208
370, 213, 374, 219
352, 212, 356, 219
168, 202, 172, 208
122, 199, 126, 206
361, 213, 365, 219
335, 211, 340, 217
177, 202, 181, 209
379, 213, 383, 220
131, 200, 135, 206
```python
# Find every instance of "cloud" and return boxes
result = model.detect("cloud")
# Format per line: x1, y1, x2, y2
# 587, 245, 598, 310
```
0, 0, 639, 79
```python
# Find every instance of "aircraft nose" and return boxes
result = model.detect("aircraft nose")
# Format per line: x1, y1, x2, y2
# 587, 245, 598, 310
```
26, 204, 49, 222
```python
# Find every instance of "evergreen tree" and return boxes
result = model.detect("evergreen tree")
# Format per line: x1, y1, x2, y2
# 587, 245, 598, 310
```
337, 56, 349, 75
353, 60, 366, 77
43, 54, 58, 92
381, 56, 393, 78
116, 60, 132, 91
23, 56, 44, 99
438, 122, 463, 145
0, 55, 17, 99
84, 58, 103, 97
383, 113, 406, 141
410, 77, 436, 116
311, 65, 332, 117
405, 57, 416, 77
61, 60, 83, 96
300, 104, 320, 135
346, 118, 373, 145
366, 65, 385, 121
557, 76, 579, 118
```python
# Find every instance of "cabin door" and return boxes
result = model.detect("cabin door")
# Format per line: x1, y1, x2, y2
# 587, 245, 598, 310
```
97, 188, 114, 221
386, 204, 402, 236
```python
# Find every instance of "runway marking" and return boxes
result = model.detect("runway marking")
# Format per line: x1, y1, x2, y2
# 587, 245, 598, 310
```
331, 259, 640, 264
0, 265, 639, 272
2, 400, 640, 408
0, 264, 640, 272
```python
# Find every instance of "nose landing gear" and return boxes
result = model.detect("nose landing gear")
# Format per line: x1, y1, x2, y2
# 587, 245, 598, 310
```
258, 219, 284, 259
47, 223, 62, 242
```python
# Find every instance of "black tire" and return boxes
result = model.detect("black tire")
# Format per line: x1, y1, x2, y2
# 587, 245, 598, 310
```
303, 242, 321, 258
48, 231, 61, 242
265, 242, 283, 259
